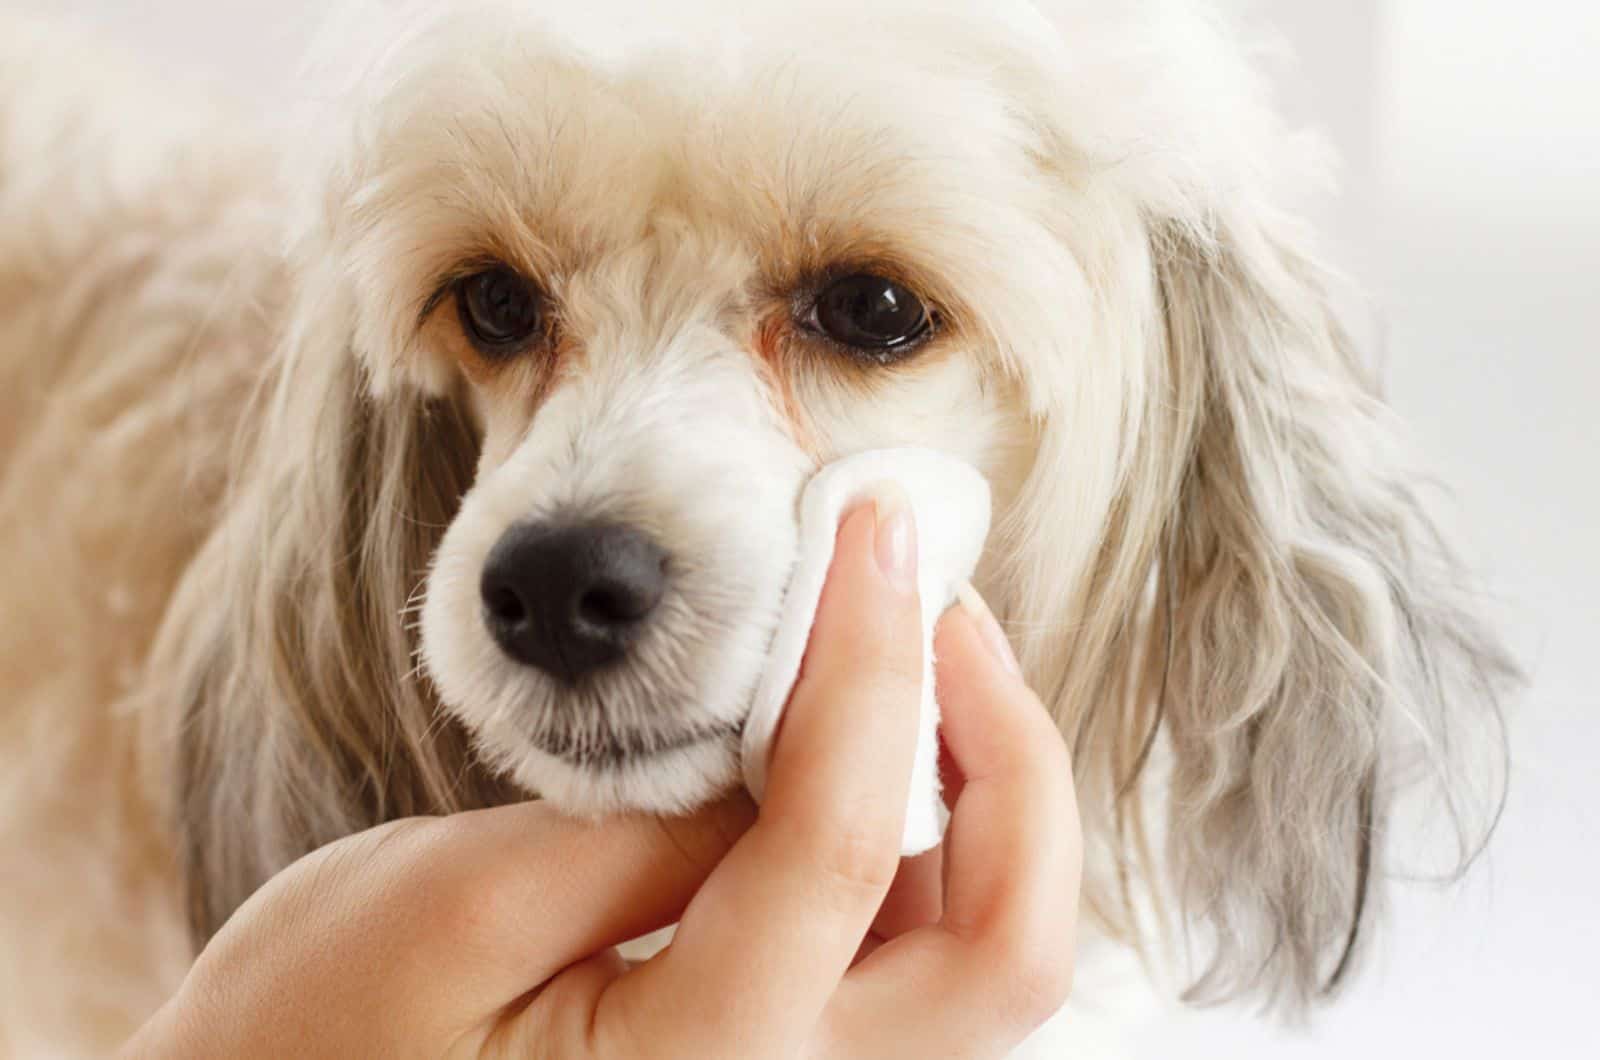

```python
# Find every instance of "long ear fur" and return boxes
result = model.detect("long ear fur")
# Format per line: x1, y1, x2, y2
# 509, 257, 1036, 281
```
152, 297, 512, 945
1148, 220, 1514, 1008
1015, 208, 1516, 1014
996, 2, 1517, 1015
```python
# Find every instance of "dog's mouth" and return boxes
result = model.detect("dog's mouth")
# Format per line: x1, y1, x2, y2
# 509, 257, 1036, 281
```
528, 718, 741, 770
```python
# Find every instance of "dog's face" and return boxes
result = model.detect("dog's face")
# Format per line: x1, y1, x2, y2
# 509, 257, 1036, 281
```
317, 0, 1061, 814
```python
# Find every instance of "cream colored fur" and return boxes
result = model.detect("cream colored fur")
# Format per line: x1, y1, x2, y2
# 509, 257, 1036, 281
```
0, 17, 286, 1054
0, 2, 1512, 1056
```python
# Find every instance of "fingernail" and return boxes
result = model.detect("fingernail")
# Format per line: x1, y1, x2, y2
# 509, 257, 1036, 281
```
957, 582, 1022, 678
872, 486, 918, 595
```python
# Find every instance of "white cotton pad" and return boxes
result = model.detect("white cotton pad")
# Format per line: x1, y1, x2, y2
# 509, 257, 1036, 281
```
740, 447, 993, 855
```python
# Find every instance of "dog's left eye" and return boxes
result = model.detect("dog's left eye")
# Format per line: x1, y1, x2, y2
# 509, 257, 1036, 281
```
805, 273, 933, 362
455, 265, 543, 355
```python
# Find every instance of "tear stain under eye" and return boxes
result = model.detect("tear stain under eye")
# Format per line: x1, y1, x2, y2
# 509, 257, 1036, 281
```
454, 328, 578, 460
527, 333, 585, 412
752, 311, 822, 461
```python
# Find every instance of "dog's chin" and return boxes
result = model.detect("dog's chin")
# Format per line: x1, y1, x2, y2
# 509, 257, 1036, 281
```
504, 727, 745, 817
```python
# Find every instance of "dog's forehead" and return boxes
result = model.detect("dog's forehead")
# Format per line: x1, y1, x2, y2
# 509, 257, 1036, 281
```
315, 0, 1071, 257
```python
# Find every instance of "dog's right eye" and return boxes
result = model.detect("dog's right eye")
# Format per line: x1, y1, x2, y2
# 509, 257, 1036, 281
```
804, 273, 934, 364
454, 266, 543, 355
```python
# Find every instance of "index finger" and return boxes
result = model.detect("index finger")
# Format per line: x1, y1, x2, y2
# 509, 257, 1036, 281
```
606, 494, 926, 1047
368, 796, 754, 1014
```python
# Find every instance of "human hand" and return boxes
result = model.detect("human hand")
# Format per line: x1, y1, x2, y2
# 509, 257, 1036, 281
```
123, 495, 1081, 1059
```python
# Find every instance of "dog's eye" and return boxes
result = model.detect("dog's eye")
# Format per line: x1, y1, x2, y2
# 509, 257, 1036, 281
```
455, 266, 543, 355
807, 274, 933, 361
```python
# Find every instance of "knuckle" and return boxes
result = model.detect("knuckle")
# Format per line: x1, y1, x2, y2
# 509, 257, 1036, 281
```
654, 805, 747, 879
989, 928, 1075, 1027
876, 647, 927, 698
380, 817, 521, 944
812, 643, 924, 711
792, 812, 901, 897
827, 630, 921, 686
1012, 952, 1076, 1026
792, 664, 923, 746
367, 816, 444, 869
300, 817, 438, 914
591, 989, 654, 1060
820, 593, 923, 671
381, 817, 465, 891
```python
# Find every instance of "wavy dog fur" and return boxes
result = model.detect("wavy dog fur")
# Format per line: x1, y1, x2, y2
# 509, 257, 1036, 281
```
0, 1, 1513, 1053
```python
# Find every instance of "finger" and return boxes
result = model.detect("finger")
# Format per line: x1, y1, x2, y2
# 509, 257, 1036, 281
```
482, 948, 629, 1057
938, 727, 967, 810
851, 849, 943, 973
370, 793, 753, 1021
826, 597, 1081, 1054
871, 847, 944, 940
605, 495, 926, 1049
933, 599, 1079, 949
852, 849, 945, 973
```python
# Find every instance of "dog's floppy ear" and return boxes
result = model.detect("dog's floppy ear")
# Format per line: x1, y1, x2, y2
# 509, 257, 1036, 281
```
996, 2, 1516, 1013
153, 291, 512, 945
1027, 207, 1518, 1012
1146, 217, 1513, 1008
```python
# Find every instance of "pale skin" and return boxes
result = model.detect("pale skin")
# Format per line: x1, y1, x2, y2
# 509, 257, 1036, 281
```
124, 495, 1083, 1058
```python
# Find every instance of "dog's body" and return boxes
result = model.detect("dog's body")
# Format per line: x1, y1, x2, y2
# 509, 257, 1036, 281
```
0, 23, 289, 1051
0, 3, 1513, 1056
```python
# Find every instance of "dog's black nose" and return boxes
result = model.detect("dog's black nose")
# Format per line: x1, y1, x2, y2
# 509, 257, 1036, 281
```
480, 521, 668, 682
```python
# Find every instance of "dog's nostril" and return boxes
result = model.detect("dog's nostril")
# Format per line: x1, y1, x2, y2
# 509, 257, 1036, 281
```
484, 585, 527, 625
480, 521, 670, 682
579, 585, 643, 626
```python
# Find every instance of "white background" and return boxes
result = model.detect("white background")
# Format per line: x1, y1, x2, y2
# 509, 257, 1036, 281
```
11, 1, 1596, 1055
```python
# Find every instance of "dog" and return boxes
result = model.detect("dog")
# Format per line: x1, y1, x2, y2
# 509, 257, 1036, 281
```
0, 1, 1514, 1055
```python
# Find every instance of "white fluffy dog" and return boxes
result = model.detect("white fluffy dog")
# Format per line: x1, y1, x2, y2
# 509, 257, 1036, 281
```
0, 1, 1512, 1055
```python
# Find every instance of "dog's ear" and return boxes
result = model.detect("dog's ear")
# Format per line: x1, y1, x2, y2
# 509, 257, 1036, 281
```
993, 3, 1517, 1013
1018, 206, 1517, 1012
153, 297, 512, 945
1150, 219, 1513, 1007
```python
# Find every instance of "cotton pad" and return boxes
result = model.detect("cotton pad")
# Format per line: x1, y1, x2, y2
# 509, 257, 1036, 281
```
740, 447, 993, 855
